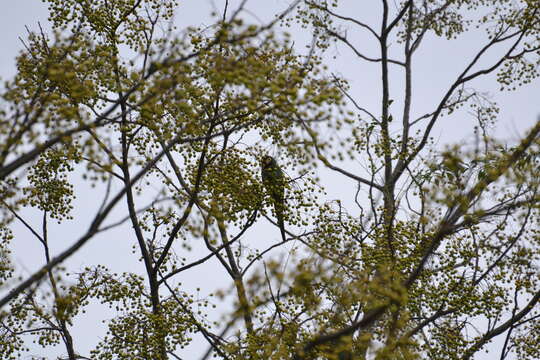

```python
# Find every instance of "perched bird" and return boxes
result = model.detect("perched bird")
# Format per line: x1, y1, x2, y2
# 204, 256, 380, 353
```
261, 155, 287, 242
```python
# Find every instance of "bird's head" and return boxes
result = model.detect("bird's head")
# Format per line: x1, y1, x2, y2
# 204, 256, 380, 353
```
261, 155, 275, 169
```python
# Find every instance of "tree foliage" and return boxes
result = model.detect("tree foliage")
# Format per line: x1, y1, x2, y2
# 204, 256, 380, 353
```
0, 0, 539, 359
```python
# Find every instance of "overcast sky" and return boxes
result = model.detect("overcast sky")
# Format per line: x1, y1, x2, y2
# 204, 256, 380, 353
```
1, 1, 538, 359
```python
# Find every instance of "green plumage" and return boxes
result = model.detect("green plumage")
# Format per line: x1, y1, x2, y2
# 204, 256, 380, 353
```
261, 155, 286, 241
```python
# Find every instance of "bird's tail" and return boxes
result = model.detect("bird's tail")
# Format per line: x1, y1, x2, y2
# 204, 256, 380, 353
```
277, 212, 286, 243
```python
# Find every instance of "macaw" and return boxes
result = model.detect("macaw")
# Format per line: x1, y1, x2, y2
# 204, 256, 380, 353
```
261, 155, 287, 242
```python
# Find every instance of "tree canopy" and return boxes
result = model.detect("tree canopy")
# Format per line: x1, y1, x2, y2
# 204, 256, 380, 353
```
0, 1, 539, 359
